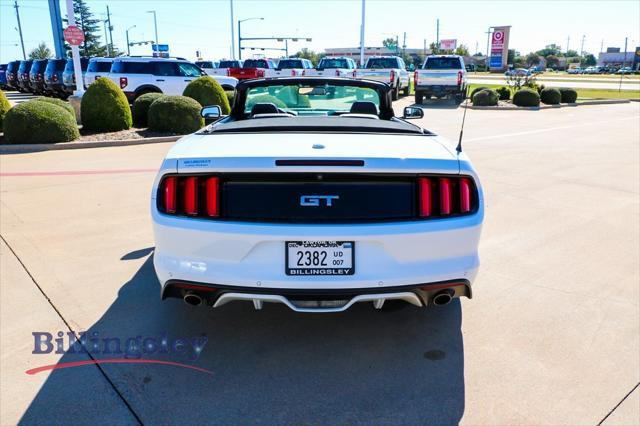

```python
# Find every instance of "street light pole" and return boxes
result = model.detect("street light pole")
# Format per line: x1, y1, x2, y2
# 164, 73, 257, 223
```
229, 0, 236, 59
126, 25, 136, 56
238, 17, 263, 61
147, 10, 158, 46
359, 0, 366, 66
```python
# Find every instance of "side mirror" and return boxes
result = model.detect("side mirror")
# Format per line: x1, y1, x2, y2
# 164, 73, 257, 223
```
403, 106, 424, 119
201, 105, 221, 119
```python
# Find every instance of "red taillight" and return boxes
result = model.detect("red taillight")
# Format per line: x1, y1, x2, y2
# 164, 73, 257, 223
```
459, 178, 471, 213
414, 71, 418, 87
119, 77, 127, 89
183, 177, 199, 216
205, 177, 219, 217
439, 178, 452, 215
390, 70, 395, 83
291, 69, 296, 76
457, 71, 462, 86
163, 177, 177, 214
418, 177, 432, 217
257, 69, 265, 77
52, 74, 58, 82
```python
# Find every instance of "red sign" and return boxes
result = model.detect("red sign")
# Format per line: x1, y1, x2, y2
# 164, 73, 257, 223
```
439, 39, 457, 51
64, 26, 85, 46
491, 30, 505, 49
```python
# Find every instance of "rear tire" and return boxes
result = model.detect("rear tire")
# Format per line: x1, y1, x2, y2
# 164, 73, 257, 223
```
414, 92, 423, 105
392, 84, 399, 101
402, 83, 410, 97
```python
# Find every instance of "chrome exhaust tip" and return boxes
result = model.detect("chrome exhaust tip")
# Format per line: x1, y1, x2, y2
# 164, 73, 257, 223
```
432, 290, 454, 306
183, 293, 203, 306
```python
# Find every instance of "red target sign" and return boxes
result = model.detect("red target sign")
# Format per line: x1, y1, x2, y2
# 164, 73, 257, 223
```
64, 26, 85, 46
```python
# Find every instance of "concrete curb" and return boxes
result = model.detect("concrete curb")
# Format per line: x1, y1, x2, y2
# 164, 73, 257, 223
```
461, 99, 631, 110
0, 135, 181, 154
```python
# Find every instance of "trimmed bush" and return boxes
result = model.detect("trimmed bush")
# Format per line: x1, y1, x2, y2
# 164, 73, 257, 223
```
496, 86, 511, 101
133, 92, 165, 127
513, 88, 541, 107
182, 76, 230, 114
245, 94, 287, 110
225, 91, 234, 107
470, 86, 488, 100
0, 91, 11, 130
540, 87, 561, 105
472, 89, 499, 106
148, 95, 204, 134
3, 101, 79, 144
559, 87, 578, 103
81, 77, 132, 132
33, 97, 75, 119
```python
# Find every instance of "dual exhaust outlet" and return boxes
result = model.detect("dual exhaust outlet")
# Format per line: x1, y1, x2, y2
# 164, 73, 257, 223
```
182, 289, 455, 309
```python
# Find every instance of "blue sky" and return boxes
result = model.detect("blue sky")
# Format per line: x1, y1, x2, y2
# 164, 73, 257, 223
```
1, 0, 639, 63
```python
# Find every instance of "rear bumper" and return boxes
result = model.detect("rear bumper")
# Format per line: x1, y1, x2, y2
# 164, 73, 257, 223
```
162, 279, 472, 312
416, 85, 464, 95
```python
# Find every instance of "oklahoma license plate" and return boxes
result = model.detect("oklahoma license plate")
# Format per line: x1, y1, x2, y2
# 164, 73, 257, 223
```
285, 241, 355, 276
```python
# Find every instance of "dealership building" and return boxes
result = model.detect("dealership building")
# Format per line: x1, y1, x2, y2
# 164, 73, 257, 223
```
597, 47, 640, 69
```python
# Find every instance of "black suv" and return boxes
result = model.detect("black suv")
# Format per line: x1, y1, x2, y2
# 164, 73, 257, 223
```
44, 58, 68, 98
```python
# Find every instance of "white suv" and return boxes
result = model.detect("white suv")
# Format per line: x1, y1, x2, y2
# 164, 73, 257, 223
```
84, 57, 114, 88
109, 57, 238, 102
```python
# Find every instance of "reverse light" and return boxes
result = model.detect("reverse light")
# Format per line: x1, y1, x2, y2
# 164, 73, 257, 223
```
119, 77, 128, 89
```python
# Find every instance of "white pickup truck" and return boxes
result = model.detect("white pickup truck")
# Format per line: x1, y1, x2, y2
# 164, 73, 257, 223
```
206, 60, 243, 77
306, 57, 357, 77
272, 58, 314, 77
353, 56, 410, 100
414, 55, 467, 104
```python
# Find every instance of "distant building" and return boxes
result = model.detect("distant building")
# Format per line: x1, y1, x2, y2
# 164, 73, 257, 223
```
597, 48, 639, 69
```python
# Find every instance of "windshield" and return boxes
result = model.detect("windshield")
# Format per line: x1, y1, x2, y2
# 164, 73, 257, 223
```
45, 59, 66, 73
424, 57, 462, 70
243, 83, 380, 116
366, 58, 398, 68
277, 60, 303, 69
318, 58, 349, 69
243, 59, 269, 68
195, 61, 214, 68
219, 60, 239, 68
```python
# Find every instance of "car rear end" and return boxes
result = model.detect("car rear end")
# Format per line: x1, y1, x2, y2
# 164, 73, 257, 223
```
5, 61, 20, 90
229, 59, 274, 80
44, 59, 68, 97
28, 59, 48, 94
151, 134, 483, 313
84, 58, 113, 88
17, 60, 33, 92
62, 57, 89, 95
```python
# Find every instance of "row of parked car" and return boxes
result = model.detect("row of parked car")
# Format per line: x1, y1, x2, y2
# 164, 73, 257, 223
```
567, 66, 637, 74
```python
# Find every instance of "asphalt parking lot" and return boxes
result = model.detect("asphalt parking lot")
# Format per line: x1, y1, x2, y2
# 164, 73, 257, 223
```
1, 100, 638, 425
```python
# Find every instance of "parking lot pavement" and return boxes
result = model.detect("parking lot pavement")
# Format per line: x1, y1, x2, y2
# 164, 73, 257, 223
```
3, 91, 40, 106
1, 102, 638, 424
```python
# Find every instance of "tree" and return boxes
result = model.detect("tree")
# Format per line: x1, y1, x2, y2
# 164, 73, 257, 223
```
429, 42, 439, 55
581, 53, 596, 66
536, 44, 562, 57
525, 52, 541, 67
545, 55, 560, 68
454, 44, 469, 56
507, 49, 516, 65
64, 0, 108, 57
29, 42, 52, 59
566, 49, 579, 58
382, 37, 398, 53
292, 48, 324, 66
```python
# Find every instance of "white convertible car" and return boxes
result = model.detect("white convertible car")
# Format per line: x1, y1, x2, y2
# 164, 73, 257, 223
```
151, 77, 484, 313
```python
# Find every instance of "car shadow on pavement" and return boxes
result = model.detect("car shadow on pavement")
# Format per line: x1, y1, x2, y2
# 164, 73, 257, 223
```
20, 254, 465, 425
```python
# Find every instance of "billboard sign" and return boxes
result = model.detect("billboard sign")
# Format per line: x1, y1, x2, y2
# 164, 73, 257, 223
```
489, 26, 511, 72
439, 39, 457, 51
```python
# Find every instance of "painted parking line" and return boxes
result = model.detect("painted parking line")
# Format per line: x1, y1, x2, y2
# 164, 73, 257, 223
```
0, 168, 158, 177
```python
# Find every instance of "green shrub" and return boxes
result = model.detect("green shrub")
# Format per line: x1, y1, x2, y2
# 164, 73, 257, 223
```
132, 92, 165, 127
33, 97, 75, 118
513, 88, 541, 107
81, 77, 132, 132
470, 86, 489, 100
0, 91, 11, 130
496, 86, 511, 101
148, 95, 204, 134
3, 101, 79, 144
225, 91, 234, 107
559, 87, 578, 103
540, 88, 561, 105
245, 94, 287, 110
472, 89, 499, 106
182, 76, 230, 114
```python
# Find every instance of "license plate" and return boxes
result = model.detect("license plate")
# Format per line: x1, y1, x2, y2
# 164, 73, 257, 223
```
285, 241, 354, 276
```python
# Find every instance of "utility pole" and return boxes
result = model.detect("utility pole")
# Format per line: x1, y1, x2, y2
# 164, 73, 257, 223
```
436, 19, 440, 47
600, 39, 604, 53
103, 19, 111, 56
147, 10, 158, 46
106, 5, 114, 53
126, 25, 136, 56
423, 39, 427, 56
475, 41, 478, 55
359, 0, 366, 67
14, 1, 26, 60
566, 36, 570, 53
395, 35, 399, 54
580, 34, 586, 56
229, 0, 236, 59
485, 27, 492, 63
402, 32, 406, 57
619, 37, 627, 92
